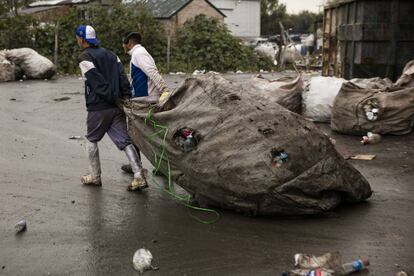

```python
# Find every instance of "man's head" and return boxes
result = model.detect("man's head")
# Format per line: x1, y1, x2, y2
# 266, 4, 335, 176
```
122, 32, 141, 53
76, 25, 100, 49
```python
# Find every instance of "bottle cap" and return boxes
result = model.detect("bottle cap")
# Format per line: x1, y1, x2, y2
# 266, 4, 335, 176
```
362, 259, 370, 266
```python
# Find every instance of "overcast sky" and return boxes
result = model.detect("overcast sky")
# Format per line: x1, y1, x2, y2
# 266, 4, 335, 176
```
280, 0, 326, 14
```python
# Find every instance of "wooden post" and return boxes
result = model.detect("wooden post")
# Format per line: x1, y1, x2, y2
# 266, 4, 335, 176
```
279, 22, 286, 70
54, 21, 59, 67
167, 35, 171, 72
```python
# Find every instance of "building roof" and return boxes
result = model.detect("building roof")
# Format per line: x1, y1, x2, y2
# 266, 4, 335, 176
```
19, 5, 65, 14
324, 0, 358, 9
144, 0, 225, 19
28, 0, 89, 7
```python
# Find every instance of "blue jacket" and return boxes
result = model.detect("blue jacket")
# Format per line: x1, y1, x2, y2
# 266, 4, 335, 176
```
78, 47, 130, 111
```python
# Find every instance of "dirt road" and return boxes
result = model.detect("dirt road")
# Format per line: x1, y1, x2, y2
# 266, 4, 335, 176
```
0, 75, 413, 275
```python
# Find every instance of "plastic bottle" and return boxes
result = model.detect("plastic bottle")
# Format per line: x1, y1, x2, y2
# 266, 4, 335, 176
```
342, 259, 369, 274
15, 220, 27, 233
183, 135, 194, 152
361, 132, 381, 145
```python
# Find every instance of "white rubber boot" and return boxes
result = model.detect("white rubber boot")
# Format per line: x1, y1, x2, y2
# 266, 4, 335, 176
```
124, 144, 148, 191
81, 140, 102, 186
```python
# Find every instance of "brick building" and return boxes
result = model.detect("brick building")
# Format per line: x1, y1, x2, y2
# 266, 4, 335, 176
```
146, 0, 225, 36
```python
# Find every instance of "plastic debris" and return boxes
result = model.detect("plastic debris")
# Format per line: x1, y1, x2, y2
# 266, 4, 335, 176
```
15, 220, 27, 233
362, 100, 380, 121
361, 132, 382, 145
174, 128, 198, 152
271, 148, 289, 167
133, 248, 153, 274
294, 253, 342, 270
284, 253, 369, 276
207, 71, 220, 75
396, 271, 408, 276
192, 69, 205, 75
69, 136, 82, 140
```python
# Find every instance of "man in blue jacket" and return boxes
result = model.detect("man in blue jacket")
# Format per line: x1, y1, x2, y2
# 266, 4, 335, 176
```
75, 25, 148, 191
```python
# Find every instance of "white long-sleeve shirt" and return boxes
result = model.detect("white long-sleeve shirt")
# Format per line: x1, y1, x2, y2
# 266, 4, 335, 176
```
128, 44, 168, 98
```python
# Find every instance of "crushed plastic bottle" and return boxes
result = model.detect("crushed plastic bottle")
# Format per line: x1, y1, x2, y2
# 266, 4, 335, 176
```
132, 248, 153, 274
174, 128, 198, 152
341, 259, 369, 274
271, 148, 289, 167
361, 132, 381, 145
15, 220, 27, 233
363, 101, 380, 121
183, 134, 195, 152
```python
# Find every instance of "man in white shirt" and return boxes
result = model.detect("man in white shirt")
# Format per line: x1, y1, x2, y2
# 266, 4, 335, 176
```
122, 32, 169, 101
120, 32, 169, 175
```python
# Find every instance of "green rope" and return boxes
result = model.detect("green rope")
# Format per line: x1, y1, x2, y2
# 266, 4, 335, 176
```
144, 107, 220, 224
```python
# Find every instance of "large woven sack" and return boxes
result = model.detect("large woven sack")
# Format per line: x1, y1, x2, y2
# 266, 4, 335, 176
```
250, 74, 303, 114
395, 60, 414, 88
123, 74, 372, 216
5, 48, 56, 79
331, 81, 414, 135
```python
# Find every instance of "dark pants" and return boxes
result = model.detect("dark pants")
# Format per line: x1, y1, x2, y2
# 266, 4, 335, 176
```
86, 107, 132, 150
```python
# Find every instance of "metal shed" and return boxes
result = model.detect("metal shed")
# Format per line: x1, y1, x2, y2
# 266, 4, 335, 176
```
322, 0, 414, 81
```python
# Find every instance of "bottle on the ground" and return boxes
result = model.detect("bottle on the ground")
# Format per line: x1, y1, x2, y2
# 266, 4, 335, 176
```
342, 259, 369, 274
361, 132, 381, 144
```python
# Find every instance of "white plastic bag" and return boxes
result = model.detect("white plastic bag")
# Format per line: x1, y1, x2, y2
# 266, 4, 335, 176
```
133, 248, 153, 273
302, 76, 346, 122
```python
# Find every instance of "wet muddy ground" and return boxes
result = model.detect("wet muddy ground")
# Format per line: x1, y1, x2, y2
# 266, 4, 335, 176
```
0, 74, 413, 275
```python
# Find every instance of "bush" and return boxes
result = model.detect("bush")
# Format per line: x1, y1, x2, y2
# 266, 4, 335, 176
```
173, 14, 274, 72
0, 15, 37, 49
86, 3, 166, 66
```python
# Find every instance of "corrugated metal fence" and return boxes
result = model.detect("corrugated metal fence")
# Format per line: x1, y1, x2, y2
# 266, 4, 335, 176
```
322, 0, 414, 81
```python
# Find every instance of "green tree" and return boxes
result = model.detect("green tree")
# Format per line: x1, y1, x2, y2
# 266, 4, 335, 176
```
285, 11, 323, 34
261, 0, 287, 36
174, 14, 274, 72
0, 15, 37, 48
86, 2, 166, 66
0, 0, 35, 16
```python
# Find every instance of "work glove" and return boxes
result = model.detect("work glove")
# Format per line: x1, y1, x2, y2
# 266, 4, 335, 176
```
159, 89, 170, 104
